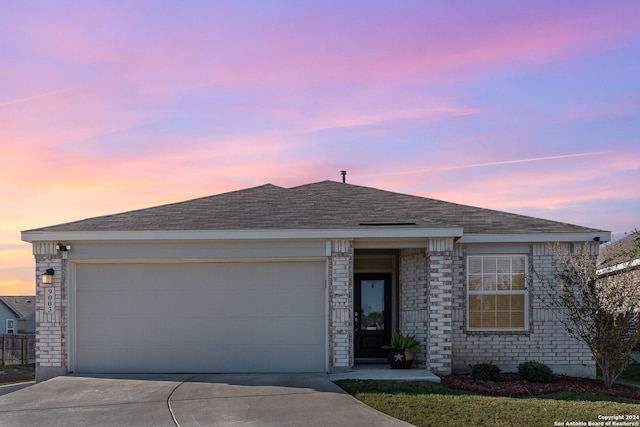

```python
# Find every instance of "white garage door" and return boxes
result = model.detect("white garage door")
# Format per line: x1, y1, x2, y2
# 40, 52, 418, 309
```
74, 261, 326, 373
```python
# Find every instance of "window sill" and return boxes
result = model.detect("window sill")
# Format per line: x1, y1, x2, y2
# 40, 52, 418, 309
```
465, 329, 530, 336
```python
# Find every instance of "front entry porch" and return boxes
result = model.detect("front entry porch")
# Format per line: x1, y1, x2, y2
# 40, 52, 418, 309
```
328, 239, 454, 376
329, 364, 441, 382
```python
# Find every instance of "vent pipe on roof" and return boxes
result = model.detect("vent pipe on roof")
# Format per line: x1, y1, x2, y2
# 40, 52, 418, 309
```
341, 170, 347, 183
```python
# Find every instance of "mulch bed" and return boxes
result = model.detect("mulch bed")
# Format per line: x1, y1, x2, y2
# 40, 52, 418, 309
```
441, 373, 640, 400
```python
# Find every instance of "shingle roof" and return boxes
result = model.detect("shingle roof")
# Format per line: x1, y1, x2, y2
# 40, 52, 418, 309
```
0, 296, 36, 319
25, 180, 605, 235
598, 231, 640, 268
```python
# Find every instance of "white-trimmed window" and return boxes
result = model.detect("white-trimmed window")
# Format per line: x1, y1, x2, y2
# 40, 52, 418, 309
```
6, 319, 15, 334
467, 255, 528, 331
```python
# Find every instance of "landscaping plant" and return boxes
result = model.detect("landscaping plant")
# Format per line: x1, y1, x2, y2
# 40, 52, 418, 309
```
470, 363, 501, 382
542, 234, 640, 387
518, 361, 553, 383
381, 331, 420, 350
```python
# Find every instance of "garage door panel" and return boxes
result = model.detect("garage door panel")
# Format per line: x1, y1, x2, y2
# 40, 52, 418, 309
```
74, 261, 326, 373
78, 345, 326, 374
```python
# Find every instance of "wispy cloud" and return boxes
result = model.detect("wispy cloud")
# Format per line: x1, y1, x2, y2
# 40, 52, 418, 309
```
360, 152, 610, 178
0, 75, 121, 109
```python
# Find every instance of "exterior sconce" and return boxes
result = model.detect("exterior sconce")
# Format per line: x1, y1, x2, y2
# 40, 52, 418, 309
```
42, 268, 55, 284
56, 243, 71, 251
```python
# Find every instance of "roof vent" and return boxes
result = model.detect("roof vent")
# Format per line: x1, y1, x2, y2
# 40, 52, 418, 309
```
359, 222, 418, 226
340, 170, 347, 183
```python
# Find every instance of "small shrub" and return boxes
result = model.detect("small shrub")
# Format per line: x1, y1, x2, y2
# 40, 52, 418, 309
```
518, 361, 553, 383
471, 363, 501, 381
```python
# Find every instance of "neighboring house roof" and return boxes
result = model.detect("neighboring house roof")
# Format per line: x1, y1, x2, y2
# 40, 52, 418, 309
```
0, 296, 36, 320
22, 181, 607, 240
597, 231, 640, 274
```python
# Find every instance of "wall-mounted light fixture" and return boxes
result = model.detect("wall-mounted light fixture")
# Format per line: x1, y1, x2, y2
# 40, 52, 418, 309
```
56, 243, 71, 251
42, 268, 55, 284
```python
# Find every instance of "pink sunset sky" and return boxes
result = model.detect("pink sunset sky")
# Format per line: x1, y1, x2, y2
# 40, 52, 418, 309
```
1, 1, 639, 295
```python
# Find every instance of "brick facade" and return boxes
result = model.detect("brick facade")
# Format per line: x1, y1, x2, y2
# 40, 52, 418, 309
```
451, 243, 595, 378
425, 239, 455, 375
33, 242, 68, 381
399, 248, 428, 367
30, 237, 596, 379
328, 239, 354, 372
398, 241, 594, 377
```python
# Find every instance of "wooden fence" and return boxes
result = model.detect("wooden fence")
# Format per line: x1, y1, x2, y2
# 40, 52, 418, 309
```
0, 334, 36, 365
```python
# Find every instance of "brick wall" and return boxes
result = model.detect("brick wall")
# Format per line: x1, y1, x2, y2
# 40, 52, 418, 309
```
399, 248, 428, 367
328, 239, 353, 372
33, 242, 68, 380
425, 239, 454, 375
398, 240, 456, 374
451, 243, 595, 378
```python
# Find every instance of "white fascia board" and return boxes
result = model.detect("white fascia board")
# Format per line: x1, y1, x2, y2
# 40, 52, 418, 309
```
597, 258, 640, 275
21, 227, 464, 243
457, 232, 611, 244
0, 297, 22, 318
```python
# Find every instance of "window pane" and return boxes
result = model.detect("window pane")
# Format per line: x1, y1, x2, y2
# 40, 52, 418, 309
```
482, 295, 496, 311
483, 274, 497, 291
497, 274, 511, 290
483, 258, 497, 274
361, 280, 385, 330
469, 274, 482, 290
511, 311, 525, 328
512, 256, 525, 274
496, 312, 511, 328
511, 295, 525, 310
512, 274, 526, 290
496, 295, 510, 310
469, 258, 482, 275
469, 312, 482, 328
497, 257, 511, 274
469, 295, 482, 311
482, 312, 496, 328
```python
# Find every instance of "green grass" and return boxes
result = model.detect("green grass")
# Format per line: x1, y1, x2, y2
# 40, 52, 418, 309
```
335, 372, 640, 427
620, 363, 640, 385
599, 363, 640, 387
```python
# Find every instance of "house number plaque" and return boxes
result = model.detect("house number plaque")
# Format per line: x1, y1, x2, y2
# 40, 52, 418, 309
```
44, 287, 56, 314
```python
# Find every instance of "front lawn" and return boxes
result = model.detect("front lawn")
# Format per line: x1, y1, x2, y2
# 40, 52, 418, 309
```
336, 366, 640, 427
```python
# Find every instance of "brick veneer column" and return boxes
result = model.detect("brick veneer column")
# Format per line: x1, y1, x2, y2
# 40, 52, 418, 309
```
33, 242, 68, 381
426, 238, 454, 375
399, 248, 428, 367
328, 239, 354, 372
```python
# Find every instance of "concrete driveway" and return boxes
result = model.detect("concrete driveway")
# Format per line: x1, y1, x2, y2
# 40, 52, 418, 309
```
0, 373, 414, 427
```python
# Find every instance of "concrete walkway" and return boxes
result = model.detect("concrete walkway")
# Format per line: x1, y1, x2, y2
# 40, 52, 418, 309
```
0, 373, 415, 427
329, 365, 441, 382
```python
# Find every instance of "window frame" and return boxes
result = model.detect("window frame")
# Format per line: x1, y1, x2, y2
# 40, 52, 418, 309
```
466, 254, 529, 332
6, 318, 15, 334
